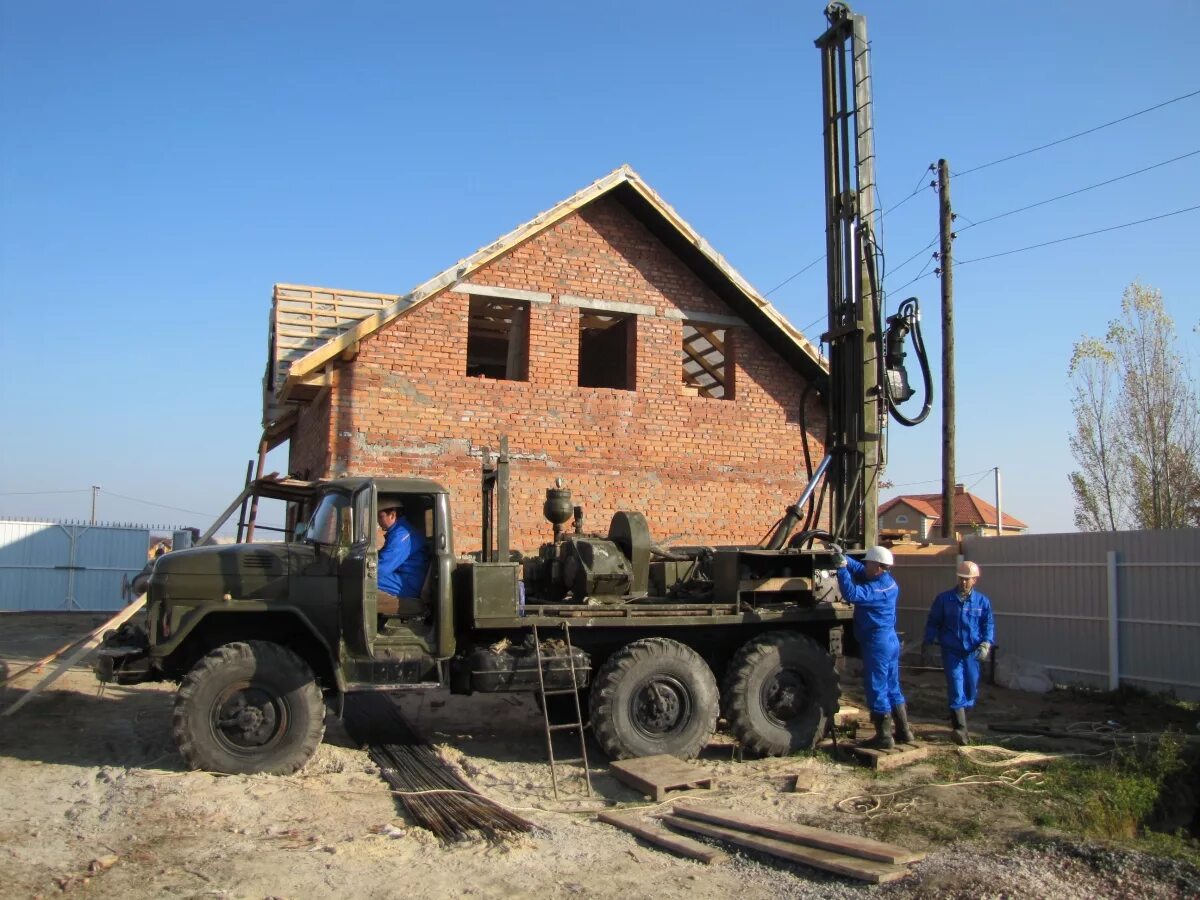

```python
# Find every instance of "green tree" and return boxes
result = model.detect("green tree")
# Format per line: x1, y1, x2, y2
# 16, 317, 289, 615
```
1068, 283, 1200, 530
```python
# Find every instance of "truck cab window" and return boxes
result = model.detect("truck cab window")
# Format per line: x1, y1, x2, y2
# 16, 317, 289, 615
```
306, 493, 352, 547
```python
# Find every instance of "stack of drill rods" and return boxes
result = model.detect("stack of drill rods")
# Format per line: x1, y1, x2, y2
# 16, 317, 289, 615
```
368, 742, 535, 841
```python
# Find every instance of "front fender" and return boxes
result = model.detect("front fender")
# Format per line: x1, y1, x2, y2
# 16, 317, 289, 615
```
155, 603, 344, 691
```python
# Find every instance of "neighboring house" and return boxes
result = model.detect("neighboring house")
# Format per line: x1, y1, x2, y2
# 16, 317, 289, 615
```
261, 165, 829, 553
879, 484, 1028, 540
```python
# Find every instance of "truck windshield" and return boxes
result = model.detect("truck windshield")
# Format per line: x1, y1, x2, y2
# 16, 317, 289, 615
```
305, 492, 352, 546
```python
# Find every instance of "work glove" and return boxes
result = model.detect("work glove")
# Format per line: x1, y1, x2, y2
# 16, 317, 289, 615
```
822, 542, 847, 569
974, 641, 991, 661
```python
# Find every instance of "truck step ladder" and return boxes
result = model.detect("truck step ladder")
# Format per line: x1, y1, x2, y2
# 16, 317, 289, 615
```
533, 622, 593, 799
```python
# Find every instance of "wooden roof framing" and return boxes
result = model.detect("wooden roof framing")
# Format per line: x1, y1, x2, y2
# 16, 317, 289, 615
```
681, 323, 727, 398
263, 164, 828, 432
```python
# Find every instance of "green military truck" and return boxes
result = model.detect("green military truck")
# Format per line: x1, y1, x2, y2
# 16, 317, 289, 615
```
96, 447, 852, 775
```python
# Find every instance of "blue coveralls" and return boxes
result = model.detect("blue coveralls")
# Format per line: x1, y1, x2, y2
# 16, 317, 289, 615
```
836, 557, 906, 715
924, 587, 994, 710
378, 517, 429, 597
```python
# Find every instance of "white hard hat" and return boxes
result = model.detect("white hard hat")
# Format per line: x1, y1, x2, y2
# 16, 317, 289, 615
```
864, 546, 894, 566
957, 560, 980, 578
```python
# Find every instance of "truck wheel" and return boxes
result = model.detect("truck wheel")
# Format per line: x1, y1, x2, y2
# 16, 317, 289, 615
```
589, 638, 718, 760
722, 631, 839, 756
172, 641, 325, 775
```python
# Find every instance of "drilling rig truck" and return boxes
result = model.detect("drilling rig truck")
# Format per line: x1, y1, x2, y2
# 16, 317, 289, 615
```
95, 3, 931, 775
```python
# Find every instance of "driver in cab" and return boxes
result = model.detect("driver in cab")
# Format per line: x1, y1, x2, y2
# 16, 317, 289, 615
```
376, 504, 429, 612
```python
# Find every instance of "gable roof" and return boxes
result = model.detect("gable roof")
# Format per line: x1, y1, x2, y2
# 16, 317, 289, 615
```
263, 164, 827, 430
880, 489, 1028, 530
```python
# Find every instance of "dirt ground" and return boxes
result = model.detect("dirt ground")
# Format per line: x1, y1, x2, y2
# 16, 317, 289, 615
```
1, 613, 1197, 900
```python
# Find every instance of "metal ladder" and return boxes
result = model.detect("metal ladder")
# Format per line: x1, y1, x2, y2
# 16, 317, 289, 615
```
532, 622, 593, 799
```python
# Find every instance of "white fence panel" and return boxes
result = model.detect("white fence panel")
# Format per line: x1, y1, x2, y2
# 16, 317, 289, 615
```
889, 529, 1200, 700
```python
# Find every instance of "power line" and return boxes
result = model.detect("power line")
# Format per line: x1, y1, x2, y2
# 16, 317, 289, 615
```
958, 149, 1200, 233
764, 163, 937, 299
957, 203, 1200, 265
955, 87, 1200, 177
886, 233, 939, 278
764, 253, 825, 296
0, 488, 90, 496
98, 489, 218, 519
883, 467, 994, 491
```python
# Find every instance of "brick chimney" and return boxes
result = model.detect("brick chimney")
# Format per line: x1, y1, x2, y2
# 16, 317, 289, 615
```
955, 484, 965, 494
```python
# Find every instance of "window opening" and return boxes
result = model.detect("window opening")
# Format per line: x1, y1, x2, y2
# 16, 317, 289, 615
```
578, 312, 635, 390
466, 296, 528, 380
681, 323, 730, 398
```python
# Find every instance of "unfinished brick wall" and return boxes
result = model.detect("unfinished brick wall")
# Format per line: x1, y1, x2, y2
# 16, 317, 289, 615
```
288, 195, 827, 554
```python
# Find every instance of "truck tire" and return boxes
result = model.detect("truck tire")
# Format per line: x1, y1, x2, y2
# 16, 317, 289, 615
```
722, 631, 839, 756
589, 637, 718, 760
172, 641, 325, 775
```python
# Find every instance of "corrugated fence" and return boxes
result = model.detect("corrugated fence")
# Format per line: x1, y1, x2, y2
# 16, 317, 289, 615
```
0, 519, 153, 611
891, 529, 1200, 701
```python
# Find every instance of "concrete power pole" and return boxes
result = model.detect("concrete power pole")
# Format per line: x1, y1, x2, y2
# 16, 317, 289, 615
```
90, 485, 101, 525
995, 466, 1003, 535
938, 159, 956, 539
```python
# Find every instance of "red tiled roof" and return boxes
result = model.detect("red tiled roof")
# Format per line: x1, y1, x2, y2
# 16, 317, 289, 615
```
880, 488, 1027, 529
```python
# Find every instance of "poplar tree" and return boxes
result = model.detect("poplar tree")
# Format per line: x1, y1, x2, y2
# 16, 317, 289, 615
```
1067, 283, 1200, 530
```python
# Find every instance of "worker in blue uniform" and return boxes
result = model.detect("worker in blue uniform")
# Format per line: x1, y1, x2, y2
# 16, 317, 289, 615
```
923, 560, 994, 745
834, 545, 914, 749
377, 504, 430, 613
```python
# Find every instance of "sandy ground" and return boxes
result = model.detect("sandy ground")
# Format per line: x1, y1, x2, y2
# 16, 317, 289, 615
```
1, 613, 1197, 900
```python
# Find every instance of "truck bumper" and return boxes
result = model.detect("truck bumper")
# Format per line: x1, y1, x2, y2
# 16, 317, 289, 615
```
93, 624, 155, 685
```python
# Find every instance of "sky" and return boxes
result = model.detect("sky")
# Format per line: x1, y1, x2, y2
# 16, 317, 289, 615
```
1, 1, 1197, 536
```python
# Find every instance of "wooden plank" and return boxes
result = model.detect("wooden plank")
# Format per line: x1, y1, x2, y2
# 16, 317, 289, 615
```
671, 805, 924, 865
843, 741, 931, 771
661, 815, 910, 884
597, 812, 727, 865
2, 596, 147, 716
610, 755, 715, 801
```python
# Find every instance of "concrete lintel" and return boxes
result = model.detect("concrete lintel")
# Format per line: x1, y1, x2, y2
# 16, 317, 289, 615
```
664, 309, 745, 327
455, 283, 552, 304
559, 295, 656, 316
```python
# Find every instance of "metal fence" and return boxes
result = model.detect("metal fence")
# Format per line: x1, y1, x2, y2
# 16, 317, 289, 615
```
0, 519, 162, 611
891, 529, 1200, 701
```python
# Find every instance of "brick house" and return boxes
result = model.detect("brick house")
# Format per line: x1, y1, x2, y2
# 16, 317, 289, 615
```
262, 166, 829, 554
879, 484, 1028, 540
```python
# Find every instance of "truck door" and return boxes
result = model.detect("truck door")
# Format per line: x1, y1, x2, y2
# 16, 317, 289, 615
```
338, 485, 376, 657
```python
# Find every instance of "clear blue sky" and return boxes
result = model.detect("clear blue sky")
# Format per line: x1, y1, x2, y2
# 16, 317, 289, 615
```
2, 1, 1197, 535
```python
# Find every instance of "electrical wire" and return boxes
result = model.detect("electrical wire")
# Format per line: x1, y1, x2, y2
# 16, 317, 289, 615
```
0, 489, 91, 496
886, 233, 939, 279
764, 253, 825, 296
883, 468, 995, 490
96, 489, 218, 519
957, 149, 1200, 233
957, 203, 1200, 265
954, 88, 1200, 177
879, 163, 936, 219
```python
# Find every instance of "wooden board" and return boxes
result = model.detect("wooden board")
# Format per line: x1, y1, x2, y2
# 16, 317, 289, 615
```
671, 805, 924, 865
2, 597, 147, 717
597, 811, 727, 865
609, 755, 715, 801
841, 740, 930, 771
661, 815, 910, 884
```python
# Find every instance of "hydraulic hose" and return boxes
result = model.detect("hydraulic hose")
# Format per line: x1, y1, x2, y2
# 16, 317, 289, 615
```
887, 296, 933, 426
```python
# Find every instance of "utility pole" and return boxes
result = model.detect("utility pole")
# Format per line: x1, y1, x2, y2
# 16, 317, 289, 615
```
90, 485, 101, 525
938, 159, 956, 539
995, 466, 1003, 535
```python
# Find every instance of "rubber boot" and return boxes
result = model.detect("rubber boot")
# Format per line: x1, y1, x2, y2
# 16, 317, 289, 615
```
950, 708, 969, 746
863, 713, 895, 750
892, 704, 916, 744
